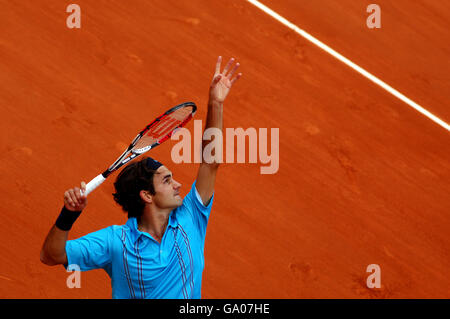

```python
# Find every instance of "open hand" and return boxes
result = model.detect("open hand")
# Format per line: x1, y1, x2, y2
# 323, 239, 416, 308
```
209, 56, 242, 104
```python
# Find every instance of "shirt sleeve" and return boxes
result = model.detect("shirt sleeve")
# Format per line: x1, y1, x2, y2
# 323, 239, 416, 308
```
65, 226, 114, 272
180, 180, 214, 239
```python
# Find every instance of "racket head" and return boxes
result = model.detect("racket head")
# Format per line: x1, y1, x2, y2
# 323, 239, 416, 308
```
106, 102, 197, 174
133, 101, 197, 154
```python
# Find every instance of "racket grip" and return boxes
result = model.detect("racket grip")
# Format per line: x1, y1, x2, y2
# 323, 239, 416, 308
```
84, 174, 106, 196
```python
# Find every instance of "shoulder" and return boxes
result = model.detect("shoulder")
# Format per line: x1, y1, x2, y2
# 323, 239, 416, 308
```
182, 180, 214, 209
175, 180, 214, 227
84, 223, 131, 245
109, 222, 134, 240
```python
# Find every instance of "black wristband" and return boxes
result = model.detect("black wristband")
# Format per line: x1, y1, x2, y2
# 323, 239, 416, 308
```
55, 206, 82, 231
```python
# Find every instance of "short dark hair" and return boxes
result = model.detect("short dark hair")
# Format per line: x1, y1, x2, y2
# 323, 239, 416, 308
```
113, 157, 157, 219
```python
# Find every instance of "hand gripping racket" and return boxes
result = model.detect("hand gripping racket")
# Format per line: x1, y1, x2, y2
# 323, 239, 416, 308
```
83, 102, 197, 196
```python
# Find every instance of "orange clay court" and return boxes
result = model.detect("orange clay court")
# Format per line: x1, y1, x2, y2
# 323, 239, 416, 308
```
0, 0, 449, 298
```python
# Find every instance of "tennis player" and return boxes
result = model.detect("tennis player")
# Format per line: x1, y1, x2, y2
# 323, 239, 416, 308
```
40, 56, 242, 299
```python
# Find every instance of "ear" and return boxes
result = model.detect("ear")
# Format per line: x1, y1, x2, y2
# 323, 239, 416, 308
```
139, 190, 153, 204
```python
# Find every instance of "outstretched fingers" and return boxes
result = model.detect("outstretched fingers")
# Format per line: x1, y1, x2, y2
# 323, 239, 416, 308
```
227, 62, 240, 79
214, 56, 222, 76
212, 56, 242, 88
222, 58, 235, 76
230, 72, 242, 85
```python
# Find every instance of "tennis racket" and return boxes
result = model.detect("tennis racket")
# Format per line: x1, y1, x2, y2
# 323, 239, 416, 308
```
83, 101, 197, 196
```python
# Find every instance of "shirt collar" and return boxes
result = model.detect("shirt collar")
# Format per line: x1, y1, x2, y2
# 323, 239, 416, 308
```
126, 210, 178, 243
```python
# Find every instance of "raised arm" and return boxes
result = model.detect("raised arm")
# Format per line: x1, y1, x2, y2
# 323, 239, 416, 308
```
40, 182, 87, 266
195, 56, 242, 205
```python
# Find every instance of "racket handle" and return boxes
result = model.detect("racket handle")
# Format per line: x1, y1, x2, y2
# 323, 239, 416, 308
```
84, 174, 106, 196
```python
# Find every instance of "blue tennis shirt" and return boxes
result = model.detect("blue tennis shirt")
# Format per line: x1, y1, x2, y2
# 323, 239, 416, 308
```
65, 180, 213, 299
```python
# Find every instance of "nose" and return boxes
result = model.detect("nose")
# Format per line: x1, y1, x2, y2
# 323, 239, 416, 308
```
173, 180, 181, 189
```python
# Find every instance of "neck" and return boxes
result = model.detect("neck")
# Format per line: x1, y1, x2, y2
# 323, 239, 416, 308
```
137, 206, 172, 242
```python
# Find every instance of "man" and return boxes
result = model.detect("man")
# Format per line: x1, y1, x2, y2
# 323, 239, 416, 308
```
40, 56, 242, 299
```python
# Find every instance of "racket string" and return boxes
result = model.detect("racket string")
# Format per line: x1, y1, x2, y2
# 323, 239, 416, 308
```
132, 106, 193, 154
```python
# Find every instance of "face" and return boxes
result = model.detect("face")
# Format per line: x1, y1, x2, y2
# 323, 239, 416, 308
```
151, 166, 182, 210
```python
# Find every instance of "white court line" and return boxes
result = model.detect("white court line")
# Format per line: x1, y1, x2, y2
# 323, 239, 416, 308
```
245, 0, 450, 132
